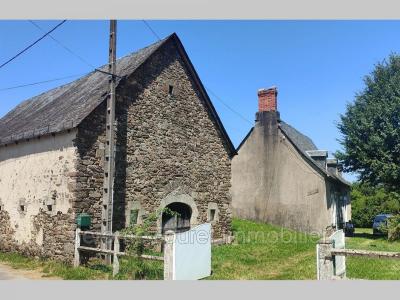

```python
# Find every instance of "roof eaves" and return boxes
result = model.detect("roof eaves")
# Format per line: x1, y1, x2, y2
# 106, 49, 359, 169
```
279, 125, 350, 187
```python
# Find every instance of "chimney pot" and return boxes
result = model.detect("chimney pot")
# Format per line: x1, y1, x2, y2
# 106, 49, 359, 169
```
258, 86, 278, 112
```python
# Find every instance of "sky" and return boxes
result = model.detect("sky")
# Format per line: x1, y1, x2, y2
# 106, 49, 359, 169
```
2, 20, 400, 182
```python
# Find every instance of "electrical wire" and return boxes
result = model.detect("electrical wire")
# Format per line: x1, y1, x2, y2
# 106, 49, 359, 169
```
28, 20, 96, 69
142, 20, 161, 41
0, 73, 88, 92
141, 20, 253, 126
0, 20, 67, 70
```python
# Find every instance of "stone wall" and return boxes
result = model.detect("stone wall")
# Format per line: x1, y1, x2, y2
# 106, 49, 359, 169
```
75, 38, 233, 238
122, 40, 232, 238
0, 130, 78, 262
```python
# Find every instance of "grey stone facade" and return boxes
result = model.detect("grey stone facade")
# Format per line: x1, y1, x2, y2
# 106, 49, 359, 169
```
0, 34, 234, 263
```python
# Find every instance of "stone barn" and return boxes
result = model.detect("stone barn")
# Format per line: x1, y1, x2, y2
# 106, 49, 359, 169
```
0, 33, 235, 262
231, 87, 351, 234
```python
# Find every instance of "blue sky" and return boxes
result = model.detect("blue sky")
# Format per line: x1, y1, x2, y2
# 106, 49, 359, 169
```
1, 20, 400, 182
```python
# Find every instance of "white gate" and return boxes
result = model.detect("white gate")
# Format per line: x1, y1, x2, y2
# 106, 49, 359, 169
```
171, 223, 211, 280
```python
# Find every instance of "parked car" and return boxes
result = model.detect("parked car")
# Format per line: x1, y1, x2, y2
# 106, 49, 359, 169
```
344, 220, 355, 237
372, 214, 392, 236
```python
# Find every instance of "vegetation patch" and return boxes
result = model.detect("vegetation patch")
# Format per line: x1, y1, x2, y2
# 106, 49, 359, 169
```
2, 220, 400, 280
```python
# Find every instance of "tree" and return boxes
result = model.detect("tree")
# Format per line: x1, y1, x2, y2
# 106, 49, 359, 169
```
336, 54, 400, 190
350, 183, 400, 228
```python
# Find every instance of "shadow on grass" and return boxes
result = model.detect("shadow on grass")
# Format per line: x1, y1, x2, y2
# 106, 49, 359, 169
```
352, 232, 386, 240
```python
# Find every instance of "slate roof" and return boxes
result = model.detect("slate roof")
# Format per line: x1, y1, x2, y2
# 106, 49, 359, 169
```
278, 120, 350, 186
0, 33, 236, 156
0, 37, 165, 145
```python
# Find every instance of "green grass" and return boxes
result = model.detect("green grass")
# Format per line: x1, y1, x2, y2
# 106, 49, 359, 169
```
346, 228, 400, 280
0, 252, 163, 280
210, 219, 319, 279
2, 220, 400, 280
0, 252, 111, 279
210, 220, 400, 280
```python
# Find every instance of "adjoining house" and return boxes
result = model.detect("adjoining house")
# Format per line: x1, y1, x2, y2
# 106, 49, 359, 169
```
231, 87, 351, 234
0, 33, 235, 262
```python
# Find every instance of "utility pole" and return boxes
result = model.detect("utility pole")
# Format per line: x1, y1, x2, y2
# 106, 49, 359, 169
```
101, 20, 117, 263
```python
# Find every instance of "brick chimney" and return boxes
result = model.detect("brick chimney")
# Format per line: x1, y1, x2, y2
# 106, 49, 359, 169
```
258, 87, 277, 112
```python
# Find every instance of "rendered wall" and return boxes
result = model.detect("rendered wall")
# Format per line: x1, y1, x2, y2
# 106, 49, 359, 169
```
231, 112, 336, 234
0, 130, 78, 260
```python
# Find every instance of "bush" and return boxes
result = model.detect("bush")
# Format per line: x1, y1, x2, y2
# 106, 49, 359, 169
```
388, 215, 400, 242
351, 183, 400, 228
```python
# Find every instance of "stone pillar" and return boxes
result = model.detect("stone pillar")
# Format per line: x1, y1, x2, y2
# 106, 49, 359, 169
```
163, 230, 175, 280
316, 238, 334, 280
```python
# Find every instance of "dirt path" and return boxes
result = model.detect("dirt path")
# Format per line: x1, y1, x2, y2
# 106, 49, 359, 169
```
0, 263, 60, 280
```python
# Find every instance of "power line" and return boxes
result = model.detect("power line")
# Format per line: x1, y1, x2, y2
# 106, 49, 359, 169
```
141, 20, 252, 126
206, 87, 253, 125
0, 73, 88, 92
142, 20, 161, 41
29, 20, 123, 79
0, 20, 67, 70
28, 20, 95, 69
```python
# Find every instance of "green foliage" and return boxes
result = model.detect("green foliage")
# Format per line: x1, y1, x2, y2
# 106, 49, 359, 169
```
350, 183, 400, 228
336, 54, 400, 190
120, 207, 177, 279
387, 215, 400, 241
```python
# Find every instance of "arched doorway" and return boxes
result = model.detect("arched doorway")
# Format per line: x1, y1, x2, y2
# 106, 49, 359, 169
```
162, 202, 192, 233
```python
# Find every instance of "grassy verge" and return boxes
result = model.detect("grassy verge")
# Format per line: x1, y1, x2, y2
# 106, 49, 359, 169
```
346, 228, 400, 280
2, 221, 400, 280
0, 252, 163, 280
0, 252, 111, 279
210, 219, 319, 279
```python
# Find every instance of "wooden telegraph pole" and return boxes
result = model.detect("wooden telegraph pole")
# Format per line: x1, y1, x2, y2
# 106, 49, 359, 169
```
101, 20, 117, 263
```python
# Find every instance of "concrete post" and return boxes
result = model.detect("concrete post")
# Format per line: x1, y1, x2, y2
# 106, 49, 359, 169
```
316, 238, 334, 280
113, 231, 120, 277
163, 230, 175, 280
74, 228, 81, 267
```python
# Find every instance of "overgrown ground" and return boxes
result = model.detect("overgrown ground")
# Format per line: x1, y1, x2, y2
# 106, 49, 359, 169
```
1, 219, 400, 280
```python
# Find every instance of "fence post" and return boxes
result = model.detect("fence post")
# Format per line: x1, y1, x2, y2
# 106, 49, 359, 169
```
74, 228, 81, 267
113, 232, 120, 277
163, 230, 175, 280
316, 238, 334, 280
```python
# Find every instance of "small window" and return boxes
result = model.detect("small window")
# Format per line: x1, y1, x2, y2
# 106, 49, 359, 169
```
168, 85, 174, 96
47, 205, 53, 212
130, 209, 139, 225
20, 205, 25, 212
209, 209, 216, 222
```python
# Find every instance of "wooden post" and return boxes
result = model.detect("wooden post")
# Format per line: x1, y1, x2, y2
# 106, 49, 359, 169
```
113, 231, 120, 277
74, 228, 81, 267
163, 231, 175, 280
101, 19, 117, 264
316, 238, 334, 280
